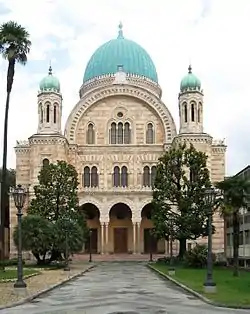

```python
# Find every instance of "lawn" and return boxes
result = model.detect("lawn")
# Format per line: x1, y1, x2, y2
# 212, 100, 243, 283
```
0, 268, 39, 281
151, 263, 250, 307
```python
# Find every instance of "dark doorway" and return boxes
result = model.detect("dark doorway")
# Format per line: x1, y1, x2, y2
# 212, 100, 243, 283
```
85, 228, 98, 253
114, 228, 128, 253
144, 228, 158, 253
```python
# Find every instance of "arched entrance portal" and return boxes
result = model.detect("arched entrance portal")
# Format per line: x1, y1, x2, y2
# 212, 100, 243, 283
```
109, 203, 132, 254
80, 203, 100, 254
141, 203, 165, 254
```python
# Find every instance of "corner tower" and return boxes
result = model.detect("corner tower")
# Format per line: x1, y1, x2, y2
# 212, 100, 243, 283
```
178, 65, 203, 134
37, 66, 62, 134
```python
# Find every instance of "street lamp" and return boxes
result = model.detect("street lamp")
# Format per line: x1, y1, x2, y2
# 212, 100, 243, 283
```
89, 229, 92, 262
64, 217, 70, 271
168, 216, 175, 275
149, 229, 153, 262
11, 184, 27, 289
203, 187, 217, 294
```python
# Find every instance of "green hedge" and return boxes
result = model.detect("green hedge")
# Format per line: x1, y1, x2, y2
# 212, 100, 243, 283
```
0, 258, 25, 267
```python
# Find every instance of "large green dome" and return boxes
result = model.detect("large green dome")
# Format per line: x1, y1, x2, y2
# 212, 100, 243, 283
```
180, 65, 201, 92
83, 24, 158, 83
39, 66, 60, 92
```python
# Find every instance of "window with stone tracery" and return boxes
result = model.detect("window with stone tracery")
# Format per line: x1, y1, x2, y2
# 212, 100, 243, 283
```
87, 123, 95, 144
83, 166, 99, 187
143, 166, 150, 186
142, 165, 156, 187
191, 102, 195, 122
46, 103, 50, 123
146, 123, 154, 144
109, 122, 131, 144
42, 158, 50, 167
198, 102, 202, 123
124, 122, 131, 144
91, 166, 98, 187
113, 166, 128, 187
183, 102, 188, 123
40, 105, 43, 123
151, 166, 157, 187
53, 105, 57, 123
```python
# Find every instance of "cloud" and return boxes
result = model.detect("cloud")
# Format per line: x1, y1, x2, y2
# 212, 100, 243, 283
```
0, 0, 249, 175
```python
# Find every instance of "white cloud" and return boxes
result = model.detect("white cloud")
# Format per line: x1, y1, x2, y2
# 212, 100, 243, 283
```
0, 0, 249, 175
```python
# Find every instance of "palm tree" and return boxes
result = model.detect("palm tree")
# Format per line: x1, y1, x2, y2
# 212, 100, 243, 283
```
216, 176, 250, 276
0, 21, 31, 262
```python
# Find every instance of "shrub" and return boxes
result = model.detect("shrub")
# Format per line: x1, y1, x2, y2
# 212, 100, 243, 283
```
184, 244, 215, 268
0, 258, 25, 267
157, 256, 180, 265
214, 260, 228, 267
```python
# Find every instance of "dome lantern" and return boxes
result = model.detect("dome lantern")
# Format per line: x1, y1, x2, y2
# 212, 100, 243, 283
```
39, 66, 60, 92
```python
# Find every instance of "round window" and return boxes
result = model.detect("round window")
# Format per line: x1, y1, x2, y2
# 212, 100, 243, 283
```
117, 112, 123, 118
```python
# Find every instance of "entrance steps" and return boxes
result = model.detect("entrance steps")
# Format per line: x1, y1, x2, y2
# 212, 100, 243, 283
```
72, 253, 165, 262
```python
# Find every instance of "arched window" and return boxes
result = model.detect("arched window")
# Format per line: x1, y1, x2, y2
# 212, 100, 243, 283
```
191, 103, 195, 122
121, 166, 128, 187
198, 103, 202, 123
53, 105, 57, 123
110, 122, 116, 144
40, 105, 43, 123
83, 166, 90, 187
146, 123, 154, 144
91, 166, 98, 187
184, 103, 188, 123
117, 122, 123, 144
143, 166, 150, 186
190, 169, 198, 183
113, 166, 120, 187
46, 104, 50, 123
42, 158, 50, 167
87, 123, 95, 144
124, 122, 131, 144
151, 166, 157, 187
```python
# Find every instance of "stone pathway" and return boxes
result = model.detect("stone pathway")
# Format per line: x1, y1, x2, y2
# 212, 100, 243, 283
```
0, 263, 90, 308
1, 262, 249, 314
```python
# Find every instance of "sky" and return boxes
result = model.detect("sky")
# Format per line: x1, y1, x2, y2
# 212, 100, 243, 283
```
0, 0, 249, 175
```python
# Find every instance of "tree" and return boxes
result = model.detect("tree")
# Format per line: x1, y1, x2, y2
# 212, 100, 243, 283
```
28, 160, 88, 261
0, 168, 16, 187
152, 143, 211, 259
0, 21, 31, 262
54, 217, 85, 255
216, 176, 250, 276
13, 215, 53, 264
28, 160, 79, 221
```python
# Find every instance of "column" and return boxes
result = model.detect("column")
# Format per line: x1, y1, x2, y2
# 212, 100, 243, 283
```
137, 222, 141, 253
132, 222, 137, 254
105, 222, 109, 254
100, 223, 105, 254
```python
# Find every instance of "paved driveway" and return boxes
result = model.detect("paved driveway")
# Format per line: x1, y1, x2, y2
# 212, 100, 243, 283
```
2, 262, 249, 314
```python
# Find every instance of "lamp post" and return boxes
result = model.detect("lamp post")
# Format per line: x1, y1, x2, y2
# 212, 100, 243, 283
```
168, 216, 175, 275
11, 184, 27, 289
89, 229, 92, 263
149, 229, 153, 262
64, 217, 70, 271
203, 187, 217, 294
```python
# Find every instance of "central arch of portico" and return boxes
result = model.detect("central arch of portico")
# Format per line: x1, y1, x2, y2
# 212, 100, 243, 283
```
108, 203, 133, 254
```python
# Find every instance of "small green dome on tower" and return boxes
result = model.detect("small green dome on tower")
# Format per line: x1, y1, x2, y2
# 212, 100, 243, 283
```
39, 66, 60, 92
180, 65, 201, 92
83, 23, 158, 83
